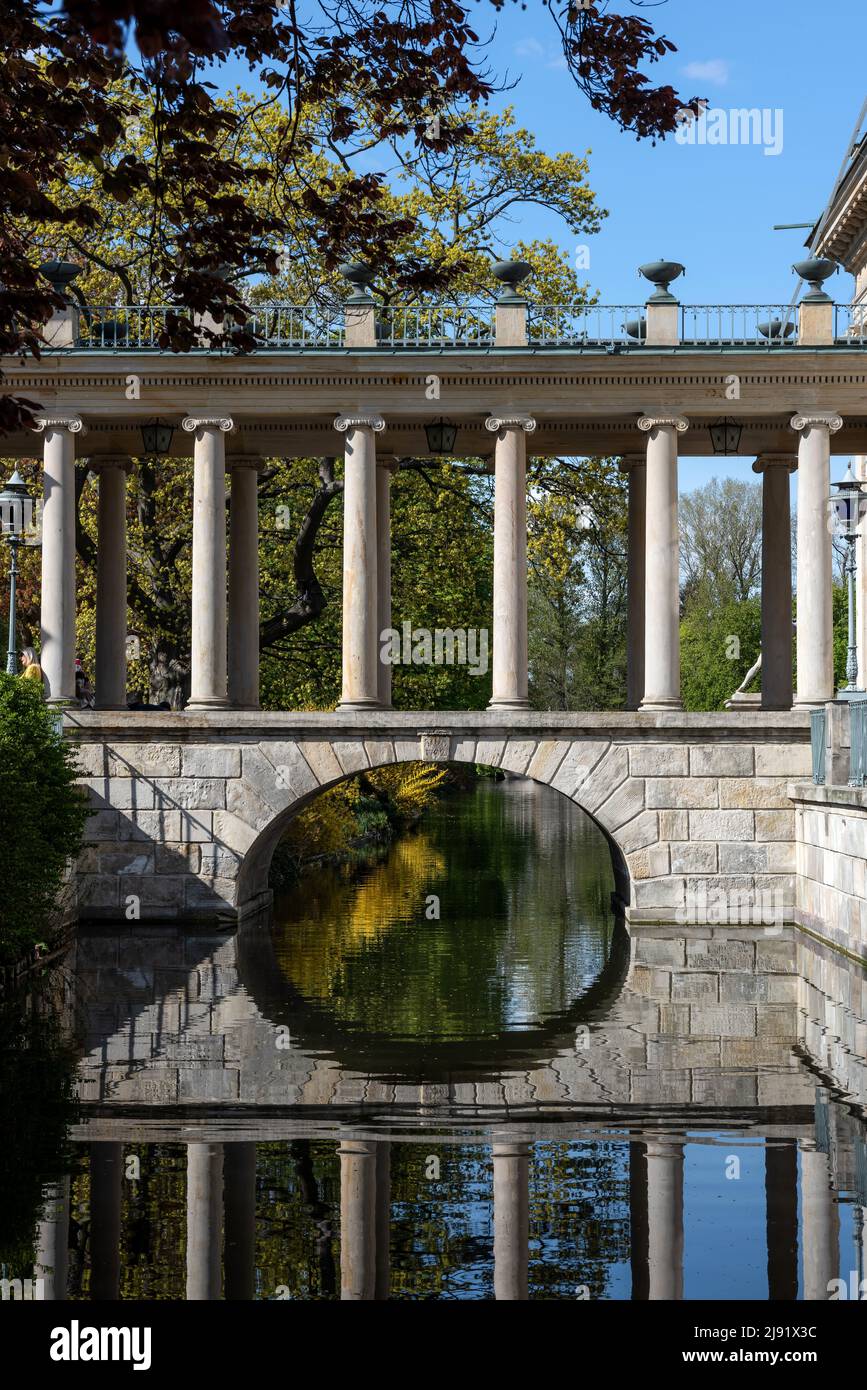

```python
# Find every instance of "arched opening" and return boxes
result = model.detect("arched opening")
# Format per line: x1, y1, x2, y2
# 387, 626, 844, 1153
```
236, 763, 632, 1077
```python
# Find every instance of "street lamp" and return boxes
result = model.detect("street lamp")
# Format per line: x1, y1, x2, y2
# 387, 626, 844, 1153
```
424, 418, 459, 455
0, 469, 39, 675
708, 418, 743, 455
830, 461, 866, 697
140, 419, 175, 456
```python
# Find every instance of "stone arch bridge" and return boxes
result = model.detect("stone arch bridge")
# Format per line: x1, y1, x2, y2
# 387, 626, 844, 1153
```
69, 707, 811, 928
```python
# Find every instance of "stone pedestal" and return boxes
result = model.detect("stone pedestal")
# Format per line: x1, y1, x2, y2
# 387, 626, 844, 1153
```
486, 414, 535, 709
791, 413, 842, 706
36, 414, 83, 702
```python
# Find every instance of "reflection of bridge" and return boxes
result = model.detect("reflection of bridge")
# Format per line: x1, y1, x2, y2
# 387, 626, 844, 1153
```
29, 924, 866, 1299
68, 708, 811, 928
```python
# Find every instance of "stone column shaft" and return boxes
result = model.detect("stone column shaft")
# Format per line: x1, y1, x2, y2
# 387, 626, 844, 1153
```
493, 1139, 531, 1300
639, 416, 688, 711
339, 1138, 378, 1300
186, 1142, 224, 1300
800, 1144, 838, 1300
227, 458, 261, 709
183, 416, 233, 709
36, 415, 83, 702
376, 462, 395, 709
855, 455, 867, 685
753, 456, 796, 710
35, 1177, 70, 1300
336, 414, 384, 708
486, 414, 535, 709
620, 455, 646, 709
94, 460, 130, 709
791, 413, 842, 706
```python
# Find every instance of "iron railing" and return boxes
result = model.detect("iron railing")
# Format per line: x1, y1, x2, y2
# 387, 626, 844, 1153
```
247, 304, 343, 348
680, 304, 799, 347
375, 304, 494, 349
849, 697, 867, 787
76, 304, 182, 350
834, 302, 867, 345
811, 709, 827, 785
527, 304, 645, 348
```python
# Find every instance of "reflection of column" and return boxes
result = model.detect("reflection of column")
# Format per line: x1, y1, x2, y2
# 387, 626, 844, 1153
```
645, 1139, 684, 1300
375, 1142, 391, 1301
619, 455, 646, 710
800, 1143, 838, 1300
90, 1143, 122, 1300
765, 1140, 798, 1301
35, 1177, 70, 1300
629, 1141, 650, 1300
224, 1143, 256, 1301
339, 1139, 378, 1300
186, 1142, 224, 1300
493, 1139, 530, 1300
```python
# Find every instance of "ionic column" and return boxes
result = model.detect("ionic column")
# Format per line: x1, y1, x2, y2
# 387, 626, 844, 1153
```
186, 1142, 224, 1300
638, 415, 688, 711
339, 1138, 378, 1300
485, 414, 536, 709
376, 460, 397, 708
791, 412, 842, 706
335, 414, 385, 708
645, 1138, 684, 1300
89, 1142, 122, 1300
619, 455, 646, 709
752, 455, 797, 710
35, 1177, 70, 1300
227, 456, 262, 710
92, 458, 131, 709
34, 414, 84, 703
492, 1138, 531, 1300
182, 416, 233, 709
223, 1142, 256, 1301
800, 1142, 838, 1300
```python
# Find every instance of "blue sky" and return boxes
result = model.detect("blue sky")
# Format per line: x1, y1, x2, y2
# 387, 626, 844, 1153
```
217, 1, 865, 492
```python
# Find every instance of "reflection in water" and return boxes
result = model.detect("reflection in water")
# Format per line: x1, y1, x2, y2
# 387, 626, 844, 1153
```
2, 778, 867, 1300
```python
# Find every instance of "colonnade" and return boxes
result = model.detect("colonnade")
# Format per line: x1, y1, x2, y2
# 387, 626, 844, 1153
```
32, 407, 846, 710
27, 1134, 849, 1300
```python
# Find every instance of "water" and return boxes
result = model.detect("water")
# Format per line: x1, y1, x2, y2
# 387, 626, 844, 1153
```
1, 777, 866, 1301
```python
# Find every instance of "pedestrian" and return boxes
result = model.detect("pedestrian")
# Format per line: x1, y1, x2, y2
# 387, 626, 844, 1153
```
19, 646, 44, 689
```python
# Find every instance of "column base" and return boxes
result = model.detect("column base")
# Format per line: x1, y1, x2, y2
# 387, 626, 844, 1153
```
338, 698, 383, 710
794, 696, 834, 709
639, 697, 683, 712
488, 698, 531, 710
186, 697, 232, 711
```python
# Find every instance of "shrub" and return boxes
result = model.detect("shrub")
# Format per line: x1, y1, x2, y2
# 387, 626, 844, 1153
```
0, 675, 88, 963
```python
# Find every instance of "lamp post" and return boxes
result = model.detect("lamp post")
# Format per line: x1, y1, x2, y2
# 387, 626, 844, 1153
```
0, 469, 38, 675
830, 461, 866, 697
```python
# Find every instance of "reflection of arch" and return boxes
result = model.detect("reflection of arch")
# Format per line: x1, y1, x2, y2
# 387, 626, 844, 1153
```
236, 908, 632, 1080
235, 744, 634, 916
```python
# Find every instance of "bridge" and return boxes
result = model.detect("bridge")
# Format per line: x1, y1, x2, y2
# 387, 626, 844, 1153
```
2, 269, 866, 948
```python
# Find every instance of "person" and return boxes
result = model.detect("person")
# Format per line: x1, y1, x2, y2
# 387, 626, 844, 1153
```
19, 646, 44, 689
75, 666, 95, 708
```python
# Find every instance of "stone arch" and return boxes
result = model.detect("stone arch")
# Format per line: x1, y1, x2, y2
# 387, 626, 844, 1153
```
229, 731, 651, 917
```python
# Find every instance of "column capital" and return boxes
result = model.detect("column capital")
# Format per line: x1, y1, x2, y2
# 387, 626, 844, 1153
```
33, 414, 84, 435
182, 415, 234, 434
485, 414, 536, 434
617, 453, 646, 472
334, 413, 385, 433
226, 454, 265, 472
790, 411, 843, 434
752, 453, 797, 475
637, 414, 689, 434
89, 454, 133, 473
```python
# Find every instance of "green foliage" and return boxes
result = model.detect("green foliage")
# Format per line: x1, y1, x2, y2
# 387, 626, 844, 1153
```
680, 596, 763, 712
0, 676, 88, 962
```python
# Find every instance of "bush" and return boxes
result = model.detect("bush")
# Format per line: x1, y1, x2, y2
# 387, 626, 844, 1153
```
0, 675, 88, 963
681, 596, 763, 712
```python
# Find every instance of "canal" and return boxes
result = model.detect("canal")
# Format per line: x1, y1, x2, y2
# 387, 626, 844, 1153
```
2, 776, 866, 1300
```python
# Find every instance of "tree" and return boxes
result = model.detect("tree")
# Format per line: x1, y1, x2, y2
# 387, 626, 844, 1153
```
679, 478, 763, 608
1, 2, 702, 429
